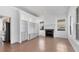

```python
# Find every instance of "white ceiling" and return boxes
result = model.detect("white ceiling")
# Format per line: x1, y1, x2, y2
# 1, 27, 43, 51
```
16, 6, 70, 17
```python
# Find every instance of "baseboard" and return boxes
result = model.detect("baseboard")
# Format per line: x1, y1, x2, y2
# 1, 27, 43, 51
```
54, 37, 68, 39
68, 38, 79, 52
30, 36, 38, 40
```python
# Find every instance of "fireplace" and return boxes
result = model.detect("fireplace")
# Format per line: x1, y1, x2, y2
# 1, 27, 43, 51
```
45, 29, 54, 37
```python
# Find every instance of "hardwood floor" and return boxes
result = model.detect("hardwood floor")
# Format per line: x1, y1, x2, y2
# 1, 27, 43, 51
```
0, 36, 74, 52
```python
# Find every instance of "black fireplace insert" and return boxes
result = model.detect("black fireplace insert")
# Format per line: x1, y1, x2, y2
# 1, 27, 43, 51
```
45, 29, 54, 37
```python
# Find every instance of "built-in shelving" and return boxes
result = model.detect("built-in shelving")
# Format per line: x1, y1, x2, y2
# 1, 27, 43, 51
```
19, 10, 39, 43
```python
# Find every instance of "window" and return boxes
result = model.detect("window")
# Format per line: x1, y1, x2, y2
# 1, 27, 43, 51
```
0, 19, 3, 31
76, 7, 79, 40
57, 19, 65, 31
70, 16, 72, 35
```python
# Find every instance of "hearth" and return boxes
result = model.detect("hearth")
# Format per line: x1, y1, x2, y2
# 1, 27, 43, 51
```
45, 29, 54, 37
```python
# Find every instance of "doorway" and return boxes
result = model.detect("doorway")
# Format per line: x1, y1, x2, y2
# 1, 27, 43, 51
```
3, 17, 11, 43
5, 22, 10, 43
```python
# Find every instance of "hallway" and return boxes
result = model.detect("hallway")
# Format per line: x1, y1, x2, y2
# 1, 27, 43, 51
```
0, 36, 74, 52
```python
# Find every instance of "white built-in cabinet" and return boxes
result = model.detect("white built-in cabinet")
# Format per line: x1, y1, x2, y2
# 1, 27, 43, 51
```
20, 20, 28, 42
19, 10, 39, 43
28, 22, 39, 40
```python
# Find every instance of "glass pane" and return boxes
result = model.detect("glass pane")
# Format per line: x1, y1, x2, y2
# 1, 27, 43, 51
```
76, 24, 79, 40
70, 16, 72, 35
77, 7, 79, 23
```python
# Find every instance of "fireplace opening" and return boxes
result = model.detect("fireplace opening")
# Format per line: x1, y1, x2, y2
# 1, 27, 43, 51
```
45, 29, 54, 37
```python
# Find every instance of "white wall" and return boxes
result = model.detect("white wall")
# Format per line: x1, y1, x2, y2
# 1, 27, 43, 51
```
54, 16, 68, 38
67, 6, 79, 51
38, 16, 55, 36
44, 16, 55, 29
0, 7, 20, 44
38, 15, 68, 38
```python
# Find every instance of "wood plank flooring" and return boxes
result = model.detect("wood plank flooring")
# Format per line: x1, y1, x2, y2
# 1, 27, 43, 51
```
0, 36, 74, 52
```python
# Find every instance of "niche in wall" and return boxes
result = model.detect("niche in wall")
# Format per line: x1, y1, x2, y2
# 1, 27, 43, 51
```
57, 19, 65, 31
28, 22, 39, 39
40, 21, 44, 30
